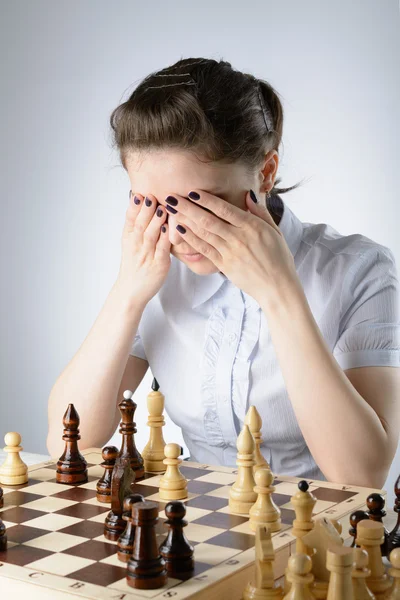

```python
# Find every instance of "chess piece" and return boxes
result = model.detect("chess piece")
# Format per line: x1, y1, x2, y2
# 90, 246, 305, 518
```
142, 378, 166, 473
56, 404, 88, 484
0, 485, 3, 508
117, 493, 145, 562
352, 548, 376, 600
159, 443, 188, 501
0, 432, 28, 485
302, 517, 343, 599
283, 554, 315, 599
387, 548, 400, 600
249, 466, 282, 532
97, 445, 119, 503
388, 474, 400, 554
349, 510, 370, 547
0, 516, 7, 551
366, 493, 391, 557
126, 501, 168, 589
243, 524, 284, 599
244, 405, 270, 472
283, 481, 316, 596
356, 519, 393, 597
118, 390, 144, 480
326, 546, 354, 600
104, 456, 136, 541
159, 501, 194, 579
229, 424, 257, 515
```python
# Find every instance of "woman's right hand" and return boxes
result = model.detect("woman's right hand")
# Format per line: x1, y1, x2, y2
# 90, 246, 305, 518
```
116, 192, 171, 306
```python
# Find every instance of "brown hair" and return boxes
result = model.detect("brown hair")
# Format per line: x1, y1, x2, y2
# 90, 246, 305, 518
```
109, 57, 303, 201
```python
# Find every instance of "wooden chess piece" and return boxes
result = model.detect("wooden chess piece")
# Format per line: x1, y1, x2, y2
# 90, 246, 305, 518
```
244, 405, 270, 472
117, 493, 145, 562
329, 519, 343, 542
349, 510, 370, 547
283, 554, 315, 599
159, 443, 188, 501
326, 546, 354, 600
229, 424, 257, 515
126, 501, 168, 589
142, 378, 166, 473
0, 485, 3, 508
352, 548, 376, 600
96, 445, 119, 503
388, 474, 400, 554
159, 501, 194, 579
56, 404, 88, 484
0, 516, 7, 551
387, 548, 400, 600
367, 492, 391, 557
356, 519, 393, 597
243, 524, 284, 599
249, 466, 282, 532
104, 456, 136, 541
0, 432, 28, 485
283, 481, 316, 596
118, 390, 144, 480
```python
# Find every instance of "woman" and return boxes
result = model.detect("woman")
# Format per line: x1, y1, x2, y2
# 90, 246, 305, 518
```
47, 58, 399, 488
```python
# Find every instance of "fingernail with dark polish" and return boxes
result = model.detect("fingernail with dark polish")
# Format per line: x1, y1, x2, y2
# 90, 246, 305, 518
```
176, 225, 186, 234
165, 195, 178, 206
145, 197, 152, 207
188, 191, 200, 200
156, 208, 163, 217
250, 189, 258, 203
134, 196, 141, 205
129, 189, 132, 199
166, 205, 178, 214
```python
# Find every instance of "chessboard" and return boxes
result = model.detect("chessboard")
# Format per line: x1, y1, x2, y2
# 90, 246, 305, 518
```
0, 448, 387, 600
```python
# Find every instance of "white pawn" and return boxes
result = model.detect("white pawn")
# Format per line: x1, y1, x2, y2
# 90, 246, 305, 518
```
326, 546, 355, 600
283, 554, 315, 599
229, 424, 257, 515
0, 432, 28, 485
387, 548, 400, 600
244, 405, 270, 472
352, 548, 376, 600
159, 443, 188, 501
249, 467, 282, 532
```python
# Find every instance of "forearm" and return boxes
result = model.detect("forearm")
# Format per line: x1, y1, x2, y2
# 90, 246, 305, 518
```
47, 281, 146, 456
260, 277, 389, 488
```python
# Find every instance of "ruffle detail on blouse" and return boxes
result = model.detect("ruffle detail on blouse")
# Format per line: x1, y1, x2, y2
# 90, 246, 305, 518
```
200, 306, 227, 447
231, 307, 261, 427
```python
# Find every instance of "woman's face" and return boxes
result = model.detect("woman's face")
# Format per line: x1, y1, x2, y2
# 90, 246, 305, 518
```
126, 149, 277, 275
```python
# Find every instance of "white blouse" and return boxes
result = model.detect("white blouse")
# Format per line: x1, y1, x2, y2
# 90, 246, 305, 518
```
130, 199, 399, 481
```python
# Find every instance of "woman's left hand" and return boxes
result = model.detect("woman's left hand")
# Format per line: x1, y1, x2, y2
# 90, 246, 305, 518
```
162, 189, 301, 306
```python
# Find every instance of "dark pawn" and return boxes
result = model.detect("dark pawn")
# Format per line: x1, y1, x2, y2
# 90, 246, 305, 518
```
159, 501, 194, 579
367, 492, 391, 557
96, 446, 119, 503
0, 516, 7, 551
117, 493, 145, 562
388, 474, 400, 553
104, 456, 135, 541
56, 404, 88, 484
118, 391, 144, 480
349, 510, 369, 547
127, 501, 167, 590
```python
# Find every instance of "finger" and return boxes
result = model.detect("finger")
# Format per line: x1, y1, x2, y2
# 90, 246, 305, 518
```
184, 189, 249, 228
154, 219, 171, 260
175, 223, 222, 266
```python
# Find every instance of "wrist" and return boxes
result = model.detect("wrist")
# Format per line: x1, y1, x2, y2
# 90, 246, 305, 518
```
111, 279, 148, 316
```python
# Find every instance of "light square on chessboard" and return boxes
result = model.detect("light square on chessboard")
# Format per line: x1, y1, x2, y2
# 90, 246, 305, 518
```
135, 474, 163, 488
204, 485, 232, 499
109, 575, 182, 598
92, 534, 118, 545
144, 491, 200, 503
194, 471, 237, 485
183, 522, 226, 543
19, 496, 79, 513
229, 521, 295, 547
159, 505, 211, 522
82, 452, 103, 465
24, 552, 96, 576
280, 498, 337, 514
87, 465, 105, 478
20, 481, 70, 496
273, 481, 318, 496
88, 511, 114, 524
192, 542, 242, 565
25, 467, 61, 481
24, 531, 89, 552
23, 513, 84, 532
78, 479, 98, 490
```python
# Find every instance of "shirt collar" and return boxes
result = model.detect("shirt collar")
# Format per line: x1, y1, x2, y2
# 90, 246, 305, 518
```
184, 197, 303, 309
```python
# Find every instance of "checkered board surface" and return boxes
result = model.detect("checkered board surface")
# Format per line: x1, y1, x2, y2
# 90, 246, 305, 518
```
0, 448, 386, 600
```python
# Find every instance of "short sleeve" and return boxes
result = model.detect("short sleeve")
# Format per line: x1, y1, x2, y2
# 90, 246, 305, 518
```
130, 329, 147, 361
333, 246, 400, 370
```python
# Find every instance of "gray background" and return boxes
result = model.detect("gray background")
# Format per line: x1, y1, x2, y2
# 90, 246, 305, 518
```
1, 0, 399, 504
